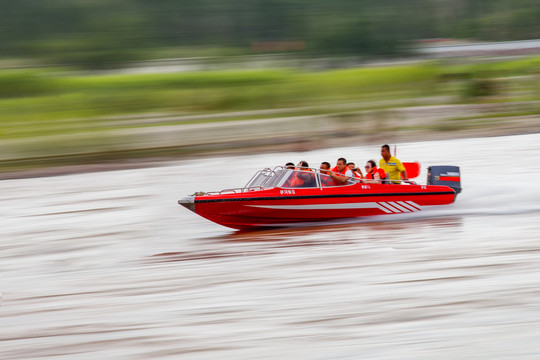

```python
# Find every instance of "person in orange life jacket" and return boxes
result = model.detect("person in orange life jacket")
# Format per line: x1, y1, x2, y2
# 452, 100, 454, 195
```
296, 160, 316, 187
363, 160, 386, 184
329, 157, 353, 185
320, 162, 331, 174
380, 144, 409, 184
347, 162, 364, 180
283, 162, 297, 187
284, 160, 314, 187
319, 161, 333, 186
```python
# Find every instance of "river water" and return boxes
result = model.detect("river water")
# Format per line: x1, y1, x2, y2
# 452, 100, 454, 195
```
2, 133, 540, 359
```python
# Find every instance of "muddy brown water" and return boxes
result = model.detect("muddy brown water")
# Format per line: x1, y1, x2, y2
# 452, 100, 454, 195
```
2, 134, 540, 359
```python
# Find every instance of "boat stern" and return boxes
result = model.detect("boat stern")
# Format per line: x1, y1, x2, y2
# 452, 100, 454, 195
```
178, 195, 196, 212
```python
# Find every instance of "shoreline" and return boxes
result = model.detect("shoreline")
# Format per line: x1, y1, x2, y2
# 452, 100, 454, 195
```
2, 123, 538, 180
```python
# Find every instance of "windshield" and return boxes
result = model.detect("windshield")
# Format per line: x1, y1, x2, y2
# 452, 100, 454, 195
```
279, 169, 318, 188
244, 168, 286, 188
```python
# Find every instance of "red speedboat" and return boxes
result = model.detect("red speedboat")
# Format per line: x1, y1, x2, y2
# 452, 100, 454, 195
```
178, 164, 461, 230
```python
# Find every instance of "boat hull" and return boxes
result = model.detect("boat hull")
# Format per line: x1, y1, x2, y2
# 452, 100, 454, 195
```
179, 183, 456, 230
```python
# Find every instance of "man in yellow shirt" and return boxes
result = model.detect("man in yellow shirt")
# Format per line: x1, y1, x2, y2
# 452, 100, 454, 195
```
379, 144, 409, 184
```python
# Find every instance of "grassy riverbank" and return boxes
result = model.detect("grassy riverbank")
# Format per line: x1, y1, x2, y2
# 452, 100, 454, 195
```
1, 57, 539, 176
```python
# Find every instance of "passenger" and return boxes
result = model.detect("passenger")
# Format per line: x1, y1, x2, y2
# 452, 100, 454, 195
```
282, 162, 297, 187
364, 160, 386, 184
329, 157, 353, 185
379, 144, 409, 184
319, 161, 333, 186
319, 162, 331, 175
296, 160, 316, 187
347, 162, 364, 180
283, 160, 314, 188
297, 160, 309, 170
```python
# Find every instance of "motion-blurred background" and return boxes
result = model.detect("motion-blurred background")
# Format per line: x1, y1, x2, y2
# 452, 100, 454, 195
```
1, 0, 540, 175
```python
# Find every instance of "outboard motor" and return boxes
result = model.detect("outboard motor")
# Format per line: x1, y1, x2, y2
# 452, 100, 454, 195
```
427, 166, 462, 196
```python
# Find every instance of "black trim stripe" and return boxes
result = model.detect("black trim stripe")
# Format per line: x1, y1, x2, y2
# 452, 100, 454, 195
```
195, 191, 456, 203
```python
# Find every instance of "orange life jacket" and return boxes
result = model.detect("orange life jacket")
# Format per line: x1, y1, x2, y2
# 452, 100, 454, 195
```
331, 166, 349, 175
378, 168, 386, 180
318, 169, 333, 186
283, 170, 303, 187
284, 168, 314, 188
366, 167, 386, 181
331, 166, 350, 185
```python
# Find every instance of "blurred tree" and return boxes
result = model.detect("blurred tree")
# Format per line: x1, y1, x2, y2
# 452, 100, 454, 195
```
1, 0, 540, 68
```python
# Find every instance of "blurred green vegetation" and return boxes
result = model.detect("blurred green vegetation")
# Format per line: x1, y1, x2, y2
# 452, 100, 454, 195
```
0, 56, 539, 173
1, 57, 540, 135
0, 65, 431, 140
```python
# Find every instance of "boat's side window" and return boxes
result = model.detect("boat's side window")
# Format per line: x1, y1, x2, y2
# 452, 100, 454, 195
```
319, 173, 338, 187
319, 173, 356, 187
281, 170, 317, 188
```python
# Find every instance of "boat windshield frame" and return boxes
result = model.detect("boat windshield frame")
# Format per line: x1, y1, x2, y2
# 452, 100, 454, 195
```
245, 166, 357, 190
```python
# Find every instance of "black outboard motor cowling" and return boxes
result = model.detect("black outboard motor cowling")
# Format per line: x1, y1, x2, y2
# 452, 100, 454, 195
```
427, 166, 462, 195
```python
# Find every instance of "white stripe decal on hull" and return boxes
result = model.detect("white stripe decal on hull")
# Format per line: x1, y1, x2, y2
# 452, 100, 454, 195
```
376, 204, 393, 213
388, 201, 411, 212
378, 202, 401, 213
376, 202, 394, 213
247, 201, 424, 214
248, 203, 382, 210
397, 201, 418, 212
405, 201, 422, 211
